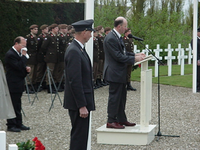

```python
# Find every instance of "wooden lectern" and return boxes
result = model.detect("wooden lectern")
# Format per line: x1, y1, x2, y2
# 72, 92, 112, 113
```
96, 55, 156, 145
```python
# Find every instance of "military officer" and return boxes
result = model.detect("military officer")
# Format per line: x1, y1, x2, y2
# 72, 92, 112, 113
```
123, 28, 136, 91
35, 24, 49, 91
104, 27, 111, 35
41, 23, 60, 93
26, 24, 39, 93
93, 27, 100, 89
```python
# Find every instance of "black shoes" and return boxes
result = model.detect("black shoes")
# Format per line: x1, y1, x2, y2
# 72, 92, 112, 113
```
7, 125, 30, 132
7, 127, 21, 132
127, 82, 137, 91
19, 125, 30, 130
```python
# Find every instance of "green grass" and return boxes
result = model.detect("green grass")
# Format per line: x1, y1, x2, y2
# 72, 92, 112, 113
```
131, 64, 193, 88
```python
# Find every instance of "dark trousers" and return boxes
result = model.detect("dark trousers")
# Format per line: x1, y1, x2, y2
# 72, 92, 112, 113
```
107, 82, 127, 123
35, 62, 46, 83
127, 64, 132, 82
68, 110, 90, 150
197, 66, 200, 90
7, 93, 23, 128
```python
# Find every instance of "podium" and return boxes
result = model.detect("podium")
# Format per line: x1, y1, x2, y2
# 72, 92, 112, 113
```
96, 55, 156, 145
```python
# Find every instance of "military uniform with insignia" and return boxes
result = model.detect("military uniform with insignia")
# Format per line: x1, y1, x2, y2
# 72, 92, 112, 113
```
123, 28, 136, 91
41, 24, 60, 93
26, 24, 39, 92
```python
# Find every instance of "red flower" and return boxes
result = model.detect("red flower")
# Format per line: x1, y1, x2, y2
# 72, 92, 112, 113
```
32, 137, 38, 142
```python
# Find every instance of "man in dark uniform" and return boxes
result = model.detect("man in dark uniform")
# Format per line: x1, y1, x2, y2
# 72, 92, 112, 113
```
63, 19, 95, 150
191, 27, 200, 92
96, 25, 107, 87
93, 27, 100, 89
64, 19, 95, 150
123, 28, 137, 91
26, 24, 39, 93
57, 24, 68, 91
41, 23, 59, 93
35, 24, 48, 91
5, 36, 31, 132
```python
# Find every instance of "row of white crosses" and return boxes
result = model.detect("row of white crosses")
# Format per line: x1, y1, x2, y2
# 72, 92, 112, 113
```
0, 131, 18, 150
134, 43, 192, 77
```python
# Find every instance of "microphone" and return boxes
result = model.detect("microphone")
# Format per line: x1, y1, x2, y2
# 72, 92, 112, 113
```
128, 34, 143, 41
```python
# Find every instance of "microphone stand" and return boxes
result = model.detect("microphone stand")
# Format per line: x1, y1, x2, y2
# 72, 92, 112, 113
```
138, 41, 180, 141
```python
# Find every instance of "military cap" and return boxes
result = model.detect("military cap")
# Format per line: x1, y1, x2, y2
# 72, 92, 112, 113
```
97, 25, 103, 31
49, 23, 58, 30
104, 27, 111, 33
72, 19, 95, 32
59, 24, 68, 29
198, 27, 200, 32
40, 24, 48, 30
29, 24, 38, 29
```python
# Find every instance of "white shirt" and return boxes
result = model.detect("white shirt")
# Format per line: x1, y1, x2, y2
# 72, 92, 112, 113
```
74, 39, 84, 49
113, 28, 121, 39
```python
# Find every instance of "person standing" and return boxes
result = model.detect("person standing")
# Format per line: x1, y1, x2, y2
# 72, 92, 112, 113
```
103, 16, 145, 129
123, 28, 137, 91
41, 23, 59, 93
35, 24, 48, 91
191, 27, 200, 92
104, 27, 111, 35
26, 24, 39, 93
5, 36, 31, 132
63, 19, 95, 150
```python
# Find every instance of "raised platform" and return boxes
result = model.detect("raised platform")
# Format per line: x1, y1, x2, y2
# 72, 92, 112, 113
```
96, 124, 156, 145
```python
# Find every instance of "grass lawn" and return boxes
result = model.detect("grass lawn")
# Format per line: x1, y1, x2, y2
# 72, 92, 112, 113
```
131, 64, 193, 88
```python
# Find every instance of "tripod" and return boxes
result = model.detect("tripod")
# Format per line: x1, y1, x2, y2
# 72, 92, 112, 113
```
139, 41, 180, 140
31, 66, 62, 112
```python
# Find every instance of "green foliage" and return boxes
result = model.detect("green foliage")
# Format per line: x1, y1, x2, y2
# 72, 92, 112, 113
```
16, 140, 35, 150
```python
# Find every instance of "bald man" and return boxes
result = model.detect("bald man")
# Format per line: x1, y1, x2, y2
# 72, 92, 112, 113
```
103, 16, 145, 129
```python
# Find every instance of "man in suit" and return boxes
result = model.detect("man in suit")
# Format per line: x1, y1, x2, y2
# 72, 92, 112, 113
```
103, 16, 145, 129
63, 19, 95, 150
191, 27, 200, 92
5, 36, 31, 132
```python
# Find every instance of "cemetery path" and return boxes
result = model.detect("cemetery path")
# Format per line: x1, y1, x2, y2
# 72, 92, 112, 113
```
0, 81, 199, 150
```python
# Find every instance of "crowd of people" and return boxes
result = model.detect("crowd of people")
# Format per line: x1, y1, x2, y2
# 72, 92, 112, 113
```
23, 22, 138, 94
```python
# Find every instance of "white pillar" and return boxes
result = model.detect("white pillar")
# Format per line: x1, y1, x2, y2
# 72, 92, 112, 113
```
153, 44, 163, 77
0, 131, 6, 150
186, 43, 193, 64
85, 0, 94, 150
193, 0, 198, 93
9, 144, 18, 150
164, 44, 175, 76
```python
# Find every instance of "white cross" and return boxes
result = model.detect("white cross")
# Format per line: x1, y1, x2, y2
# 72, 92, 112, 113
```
153, 44, 163, 77
164, 44, 175, 76
134, 45, 141, 54
175, 44, 184, 65
177, 44, 188, 75
185, 43, 193, 64
142, 44, 150, 56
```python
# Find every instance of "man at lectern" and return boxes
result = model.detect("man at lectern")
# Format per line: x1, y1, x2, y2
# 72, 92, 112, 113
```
103, 16, 145, 129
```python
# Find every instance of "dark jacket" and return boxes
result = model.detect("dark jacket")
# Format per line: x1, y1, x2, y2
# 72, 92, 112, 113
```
5, 48, 28, 93
63, 40, 95, 111
103, 30, 135, 83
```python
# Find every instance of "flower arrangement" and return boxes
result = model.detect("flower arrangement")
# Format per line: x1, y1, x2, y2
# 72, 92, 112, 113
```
16, 137, 45, 150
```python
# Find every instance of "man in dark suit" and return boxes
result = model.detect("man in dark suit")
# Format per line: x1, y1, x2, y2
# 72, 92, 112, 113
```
103, 16, 145, 129
191, 27, 200, 92
5, 36, 31, 132
63, 19, 95, 150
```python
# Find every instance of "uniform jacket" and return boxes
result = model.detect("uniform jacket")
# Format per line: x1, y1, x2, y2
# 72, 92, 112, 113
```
63, 40, 95, 111
123, 36, 134, 53
191, 38, 200, 60
58, 32, 68, 62
103, 30, 135, 83
97, 34, 105, 60
26, 33, 38, 65
93, 37, 100, 63
5, 48, 28, 93
41, 32, 59, 63
37, 33, 46, 62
